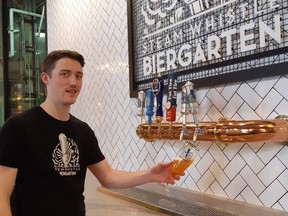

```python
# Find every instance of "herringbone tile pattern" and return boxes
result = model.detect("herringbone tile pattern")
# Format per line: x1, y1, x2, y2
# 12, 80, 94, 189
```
47, 0, 288, 212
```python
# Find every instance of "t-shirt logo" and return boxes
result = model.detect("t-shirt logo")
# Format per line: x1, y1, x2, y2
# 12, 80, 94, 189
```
52, 133, 80, 176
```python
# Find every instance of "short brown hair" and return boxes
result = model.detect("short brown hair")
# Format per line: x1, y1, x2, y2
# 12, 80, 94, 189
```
42, 50, 85, 76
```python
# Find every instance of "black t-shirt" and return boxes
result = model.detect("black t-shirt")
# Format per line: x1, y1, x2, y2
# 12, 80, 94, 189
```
0, 107, 105, 216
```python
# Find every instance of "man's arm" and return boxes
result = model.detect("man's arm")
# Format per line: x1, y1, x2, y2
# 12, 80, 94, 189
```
0, 166, 17, 216
88, 159, 179, 189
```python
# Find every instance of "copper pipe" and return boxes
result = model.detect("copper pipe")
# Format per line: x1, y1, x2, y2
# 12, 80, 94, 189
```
136, 116, 288, 145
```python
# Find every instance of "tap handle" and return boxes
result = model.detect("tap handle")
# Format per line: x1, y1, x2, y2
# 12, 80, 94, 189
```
137, 90, 145, 117
152, 76, 164, 119
145, 89, 154, 125
166, 73, 177, 122
190, 89, 198, 114
181, 84, 189, 115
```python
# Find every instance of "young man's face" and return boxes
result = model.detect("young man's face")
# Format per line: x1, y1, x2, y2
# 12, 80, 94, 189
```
42, 57, 84, 106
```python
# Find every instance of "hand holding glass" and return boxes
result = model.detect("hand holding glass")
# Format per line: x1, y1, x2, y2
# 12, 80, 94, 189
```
166, 142, 199, 184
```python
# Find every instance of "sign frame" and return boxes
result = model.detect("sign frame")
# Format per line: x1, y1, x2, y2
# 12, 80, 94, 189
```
127, 0, 288, 98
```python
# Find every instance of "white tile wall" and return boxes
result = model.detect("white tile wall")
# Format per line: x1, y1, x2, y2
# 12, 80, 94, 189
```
240, 166, 265, 195
46, 0, 288, 212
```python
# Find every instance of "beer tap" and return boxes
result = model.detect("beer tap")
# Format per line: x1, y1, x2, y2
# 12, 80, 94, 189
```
152, 76, 164, 136
166, 73, 177, 134
152, 76, 164, 123
145, 89, 154, 129
137, 90, 145, 124
189, 82, 199, 131
180, 81, 199, 141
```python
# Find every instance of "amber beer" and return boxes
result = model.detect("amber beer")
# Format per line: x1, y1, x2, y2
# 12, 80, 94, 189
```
167, 142, 199, 182
169, 157, 195, 179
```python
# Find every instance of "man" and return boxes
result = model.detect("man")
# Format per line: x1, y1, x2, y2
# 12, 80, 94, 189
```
0, 50, 181, 216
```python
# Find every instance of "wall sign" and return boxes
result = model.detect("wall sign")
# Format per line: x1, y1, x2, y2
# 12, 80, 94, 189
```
127, 0, 288, 97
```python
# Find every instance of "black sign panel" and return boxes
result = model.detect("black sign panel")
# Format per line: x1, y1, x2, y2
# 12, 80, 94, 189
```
128, 0, 288, 97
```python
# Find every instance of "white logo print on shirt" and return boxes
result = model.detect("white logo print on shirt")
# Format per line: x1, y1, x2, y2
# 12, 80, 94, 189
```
52, 133, 80, 176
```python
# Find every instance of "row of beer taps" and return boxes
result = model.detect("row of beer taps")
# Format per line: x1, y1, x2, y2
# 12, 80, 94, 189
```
137, 74, 204, 143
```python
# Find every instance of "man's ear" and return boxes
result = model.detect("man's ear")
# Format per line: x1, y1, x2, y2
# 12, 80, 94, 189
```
41, 72, 49, 84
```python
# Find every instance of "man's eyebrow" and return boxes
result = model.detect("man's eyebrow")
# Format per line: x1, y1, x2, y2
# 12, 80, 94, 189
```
59, 69, 83, 74
59, 69, 71, 72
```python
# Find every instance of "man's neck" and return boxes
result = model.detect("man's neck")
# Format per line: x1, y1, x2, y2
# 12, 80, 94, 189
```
40, 101, 70, 121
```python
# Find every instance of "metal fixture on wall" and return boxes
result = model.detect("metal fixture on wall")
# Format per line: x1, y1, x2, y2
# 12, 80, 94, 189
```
136, 116, 288, 146
136, 78, 288, 146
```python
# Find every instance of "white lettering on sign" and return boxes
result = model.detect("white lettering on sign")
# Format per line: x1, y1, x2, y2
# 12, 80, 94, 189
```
140, 0, 283, 76
143, 15, 281, 76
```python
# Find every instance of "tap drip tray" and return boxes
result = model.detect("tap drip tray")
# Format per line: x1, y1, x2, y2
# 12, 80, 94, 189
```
98, 186, 235, 216
97, 183, 288, 216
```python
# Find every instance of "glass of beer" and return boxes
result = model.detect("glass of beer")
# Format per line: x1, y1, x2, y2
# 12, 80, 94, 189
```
166, 141, 199, 185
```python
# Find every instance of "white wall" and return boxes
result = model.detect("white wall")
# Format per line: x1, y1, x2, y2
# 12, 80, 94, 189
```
46, 0, 288, 212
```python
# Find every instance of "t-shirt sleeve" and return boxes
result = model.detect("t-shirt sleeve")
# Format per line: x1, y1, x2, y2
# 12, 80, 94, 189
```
85, 125, 105, 165
0, 115, 24, 168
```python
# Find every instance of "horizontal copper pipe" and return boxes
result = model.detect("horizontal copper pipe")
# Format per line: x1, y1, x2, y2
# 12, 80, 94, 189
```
136, 116, 288, 145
